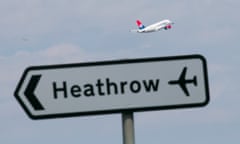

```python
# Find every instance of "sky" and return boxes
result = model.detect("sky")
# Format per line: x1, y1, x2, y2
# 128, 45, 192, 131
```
0, 0, 239, 143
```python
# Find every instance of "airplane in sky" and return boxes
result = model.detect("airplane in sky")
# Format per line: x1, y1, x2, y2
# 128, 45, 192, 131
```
130, 19, 174, 33
168, 67, 198, 96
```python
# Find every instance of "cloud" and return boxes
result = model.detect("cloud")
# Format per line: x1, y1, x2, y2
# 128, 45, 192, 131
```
0, 44, 92, 100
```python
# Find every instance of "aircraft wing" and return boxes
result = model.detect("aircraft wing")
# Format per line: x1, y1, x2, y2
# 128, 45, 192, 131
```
130, 29, 139, 32
179, 83, 190, 96
156, 25, 165, 31
178, 67, 190, 96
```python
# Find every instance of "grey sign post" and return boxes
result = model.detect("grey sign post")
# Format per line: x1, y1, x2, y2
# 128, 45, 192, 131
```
14, 54, 209, 144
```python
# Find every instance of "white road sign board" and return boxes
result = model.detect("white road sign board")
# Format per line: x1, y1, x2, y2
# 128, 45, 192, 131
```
14, 55, 209, 119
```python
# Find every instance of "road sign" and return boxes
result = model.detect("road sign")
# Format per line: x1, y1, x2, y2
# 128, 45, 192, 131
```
14, 54, 209, 120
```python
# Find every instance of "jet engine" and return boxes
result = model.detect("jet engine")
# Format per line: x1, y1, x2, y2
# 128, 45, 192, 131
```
164, 24, 172, 30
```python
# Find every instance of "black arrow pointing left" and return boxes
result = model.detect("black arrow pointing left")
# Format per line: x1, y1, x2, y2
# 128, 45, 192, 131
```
24, 75, 45, 111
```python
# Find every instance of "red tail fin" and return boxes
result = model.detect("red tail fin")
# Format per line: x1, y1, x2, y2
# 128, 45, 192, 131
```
136, 20, 142, 27
136, 20, 145, 29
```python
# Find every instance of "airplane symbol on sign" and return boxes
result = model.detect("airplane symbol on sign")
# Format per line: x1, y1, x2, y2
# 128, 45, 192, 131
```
168, 67, 198, 96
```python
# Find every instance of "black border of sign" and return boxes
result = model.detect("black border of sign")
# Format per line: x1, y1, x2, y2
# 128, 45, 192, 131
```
14, 54, 210, 120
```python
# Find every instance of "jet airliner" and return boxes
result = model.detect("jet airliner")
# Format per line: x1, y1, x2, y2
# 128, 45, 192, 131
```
131, 19, 174, 33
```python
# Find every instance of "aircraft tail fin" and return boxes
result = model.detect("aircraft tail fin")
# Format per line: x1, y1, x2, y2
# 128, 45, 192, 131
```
193, 76, 198, 86
136, 20, 145, 30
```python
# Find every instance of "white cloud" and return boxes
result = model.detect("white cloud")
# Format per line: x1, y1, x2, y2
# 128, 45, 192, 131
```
0, 44, 91, 99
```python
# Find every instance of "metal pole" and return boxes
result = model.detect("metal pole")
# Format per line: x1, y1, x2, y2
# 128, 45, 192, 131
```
122, 112, 135, 144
